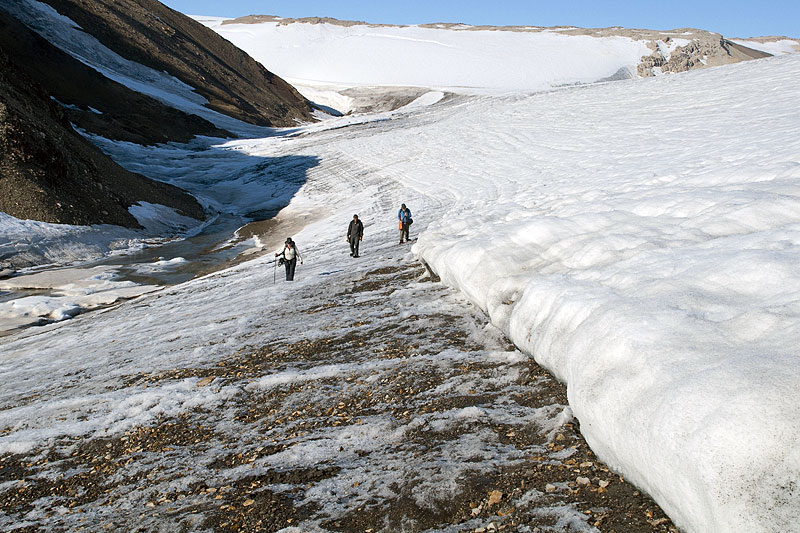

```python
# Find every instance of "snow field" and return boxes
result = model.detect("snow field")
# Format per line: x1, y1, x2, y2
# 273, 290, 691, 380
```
403, 57, 800, 531
202, 17, 651, 92
730, 38, 800, 56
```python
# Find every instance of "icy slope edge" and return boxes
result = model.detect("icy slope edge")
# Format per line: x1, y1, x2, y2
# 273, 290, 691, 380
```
412, 55, 800, 533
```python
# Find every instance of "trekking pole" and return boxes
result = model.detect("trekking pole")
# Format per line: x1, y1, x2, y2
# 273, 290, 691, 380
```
273, 257, 277, 284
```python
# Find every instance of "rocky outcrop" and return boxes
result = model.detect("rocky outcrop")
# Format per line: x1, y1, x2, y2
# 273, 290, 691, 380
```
37, 0, 316, 127
637, 35, 771, 77
0, 47, 204, 228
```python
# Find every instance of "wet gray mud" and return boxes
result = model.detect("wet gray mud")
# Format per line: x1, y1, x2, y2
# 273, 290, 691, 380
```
0, 255, 677, 532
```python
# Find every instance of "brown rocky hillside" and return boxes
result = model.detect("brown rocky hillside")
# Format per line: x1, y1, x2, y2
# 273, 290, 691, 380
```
0, 0, 320, 230
38, 0, 316, 127
0, 45, 204, 228
0, 10, 228, 146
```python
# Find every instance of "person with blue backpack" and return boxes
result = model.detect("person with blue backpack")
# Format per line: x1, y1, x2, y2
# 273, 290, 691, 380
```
398, 204, 413, 244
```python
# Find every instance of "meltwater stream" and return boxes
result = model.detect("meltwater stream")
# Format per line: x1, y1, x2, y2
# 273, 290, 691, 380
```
94, 214, 256, 286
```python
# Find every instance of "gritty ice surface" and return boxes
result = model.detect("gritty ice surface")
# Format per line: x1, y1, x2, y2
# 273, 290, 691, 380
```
0, 212, 153, 270
0, 199, 211, 331
128, 202, 206, 235
2, 4, 800, 530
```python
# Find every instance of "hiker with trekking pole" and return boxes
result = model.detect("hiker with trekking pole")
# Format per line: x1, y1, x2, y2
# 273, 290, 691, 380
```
274, 237, 303, 281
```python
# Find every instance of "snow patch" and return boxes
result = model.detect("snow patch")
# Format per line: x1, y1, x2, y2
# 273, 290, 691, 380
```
128, 202, 205, 235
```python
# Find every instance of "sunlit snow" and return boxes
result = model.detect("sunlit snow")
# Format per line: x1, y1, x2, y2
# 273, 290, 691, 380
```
1, 2, 799, 531
199, 16, 651, 92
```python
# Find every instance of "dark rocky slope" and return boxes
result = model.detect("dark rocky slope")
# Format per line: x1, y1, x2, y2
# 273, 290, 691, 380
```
0, 10, 228, 145
0, 0, 318, 231
0, 47, 204, 228
38, 0, 316, 127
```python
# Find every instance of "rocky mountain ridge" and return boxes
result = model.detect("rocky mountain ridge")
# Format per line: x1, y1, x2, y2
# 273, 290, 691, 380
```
36, 0, 316, 127
0, 10, 229, 146
636, 33, 771, 76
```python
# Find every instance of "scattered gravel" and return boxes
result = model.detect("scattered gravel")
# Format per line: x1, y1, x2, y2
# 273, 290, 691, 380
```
0, 258, 677, 532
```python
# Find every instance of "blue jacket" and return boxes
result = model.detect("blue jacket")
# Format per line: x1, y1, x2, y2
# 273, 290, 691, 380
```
398, 207, 412, 222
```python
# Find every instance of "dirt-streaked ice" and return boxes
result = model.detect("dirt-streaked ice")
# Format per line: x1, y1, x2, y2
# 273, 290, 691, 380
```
2, 3, 800, 531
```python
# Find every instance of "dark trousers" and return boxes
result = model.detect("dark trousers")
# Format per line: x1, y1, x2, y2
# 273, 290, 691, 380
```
400, 222, 410, 242
284, 257, 297, 281
349, 236, 360, 256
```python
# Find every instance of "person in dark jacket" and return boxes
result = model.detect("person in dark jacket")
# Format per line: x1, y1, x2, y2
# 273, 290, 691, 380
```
347, 214, 364, 257
398, 204, 412, 243
275, 237, 302, 281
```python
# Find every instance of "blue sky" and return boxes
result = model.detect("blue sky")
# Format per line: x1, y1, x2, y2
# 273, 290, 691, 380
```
161, 0, 799, 38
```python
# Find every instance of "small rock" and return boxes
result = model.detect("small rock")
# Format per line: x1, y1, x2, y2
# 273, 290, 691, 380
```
579, 461, 594, 468
598, 480, 610, 488
197, 377, 214, 387
545, 484, 556, 493
576, 476, 591, 486
488, 490, 503, 506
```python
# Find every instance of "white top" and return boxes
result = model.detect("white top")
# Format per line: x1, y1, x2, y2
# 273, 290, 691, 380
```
277, 244, 301, 261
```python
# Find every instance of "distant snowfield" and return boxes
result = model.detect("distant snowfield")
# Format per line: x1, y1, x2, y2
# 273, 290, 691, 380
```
2, 3, 800, 531
730, 38, 800, 55
197, 16, 651, 94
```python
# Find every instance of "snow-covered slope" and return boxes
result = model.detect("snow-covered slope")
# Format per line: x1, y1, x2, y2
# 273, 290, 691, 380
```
730, 37, 800, 55
404, 56, 800, 532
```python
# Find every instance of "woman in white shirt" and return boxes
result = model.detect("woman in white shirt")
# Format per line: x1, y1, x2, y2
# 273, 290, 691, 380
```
275, 237, 303, 281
